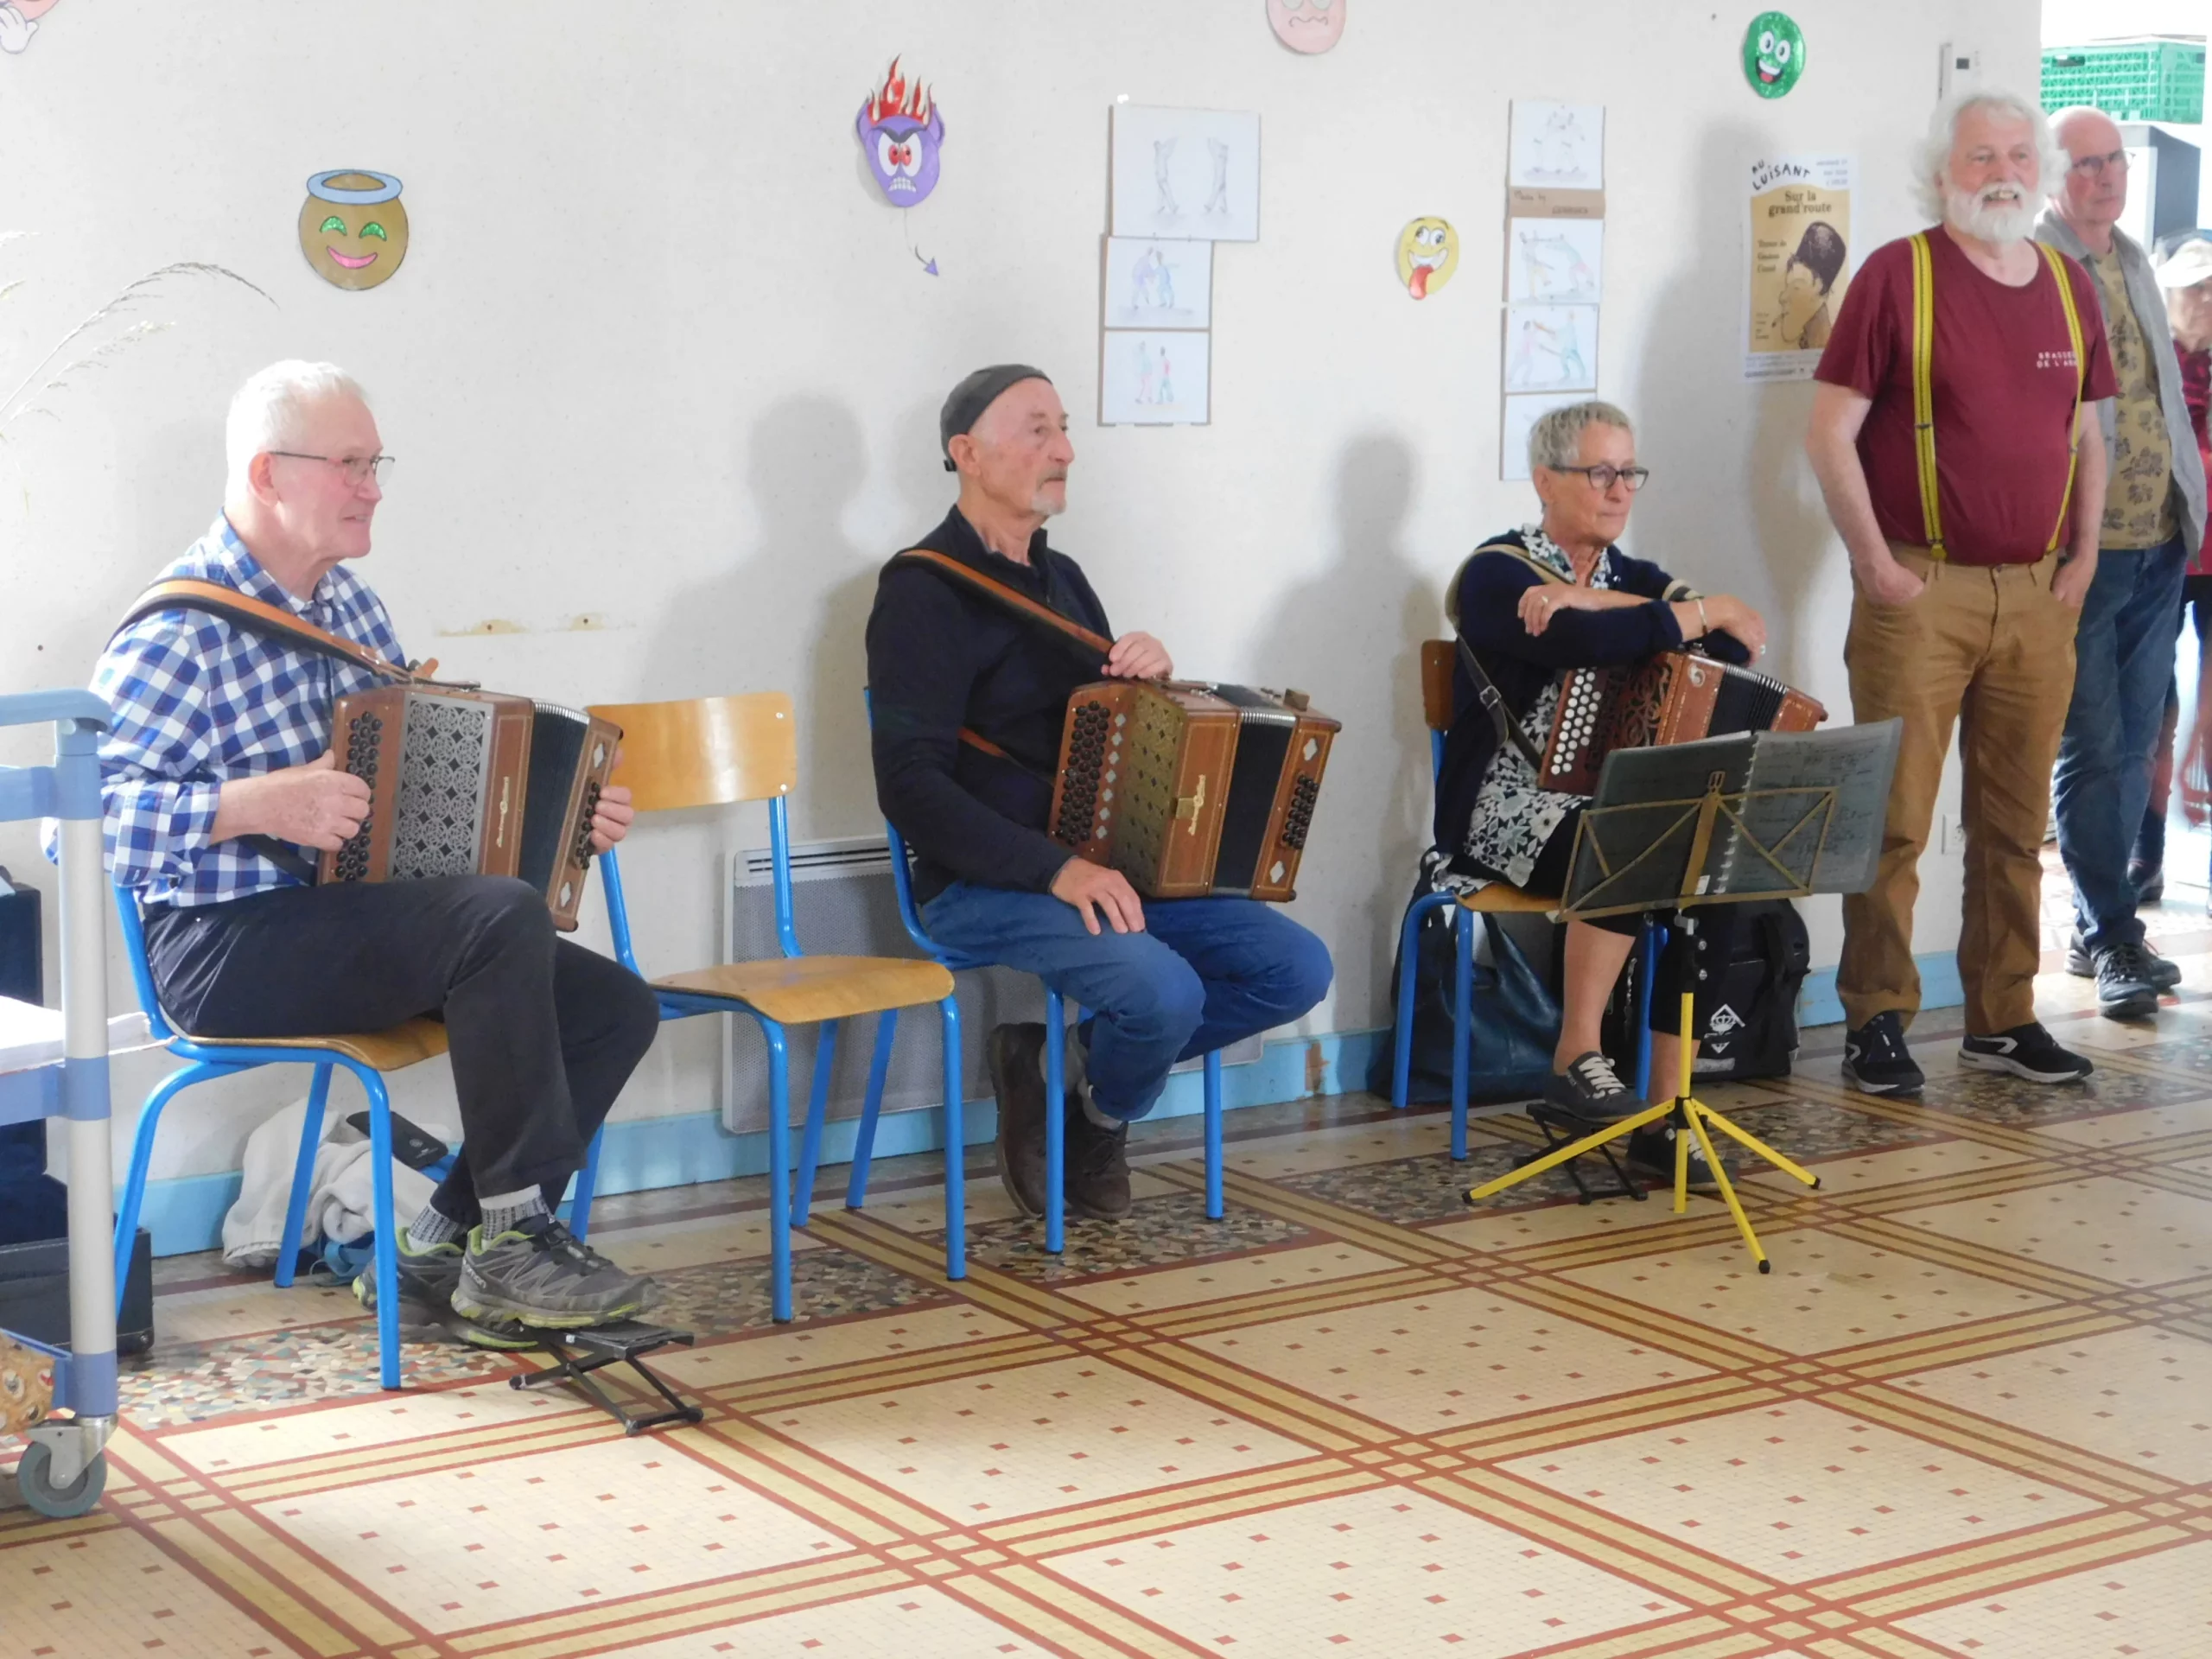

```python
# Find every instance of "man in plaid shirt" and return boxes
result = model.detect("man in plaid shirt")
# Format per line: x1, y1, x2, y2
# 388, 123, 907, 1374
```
86, 361, 664, 1341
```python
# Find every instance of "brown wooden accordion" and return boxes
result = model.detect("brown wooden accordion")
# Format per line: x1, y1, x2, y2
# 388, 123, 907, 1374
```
1046, 682, 1338, 901
1541, 651, 1826, 794
320, 686, 622, 931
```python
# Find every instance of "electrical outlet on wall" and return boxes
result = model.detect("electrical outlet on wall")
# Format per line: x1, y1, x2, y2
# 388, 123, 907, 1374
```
1937, 811, 1967, 854
1938, 42, 1983, 100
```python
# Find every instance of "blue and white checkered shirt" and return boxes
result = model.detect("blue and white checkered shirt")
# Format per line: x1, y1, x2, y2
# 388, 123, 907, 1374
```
79, 517, 407, 907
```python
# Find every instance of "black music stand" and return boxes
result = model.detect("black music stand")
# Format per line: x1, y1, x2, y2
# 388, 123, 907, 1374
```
1464, 721, 1903, 1271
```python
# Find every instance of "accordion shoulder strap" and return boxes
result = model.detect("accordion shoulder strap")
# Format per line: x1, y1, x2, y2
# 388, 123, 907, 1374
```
889, 548, 1115, 667
115, 578, 418, 683
1440, 542, 1554, 774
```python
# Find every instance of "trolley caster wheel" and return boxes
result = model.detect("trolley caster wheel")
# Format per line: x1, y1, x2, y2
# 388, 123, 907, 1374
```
16, 1441, 107, 1519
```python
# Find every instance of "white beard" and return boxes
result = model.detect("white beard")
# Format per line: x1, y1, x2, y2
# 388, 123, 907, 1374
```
1944, 183, 2038, 245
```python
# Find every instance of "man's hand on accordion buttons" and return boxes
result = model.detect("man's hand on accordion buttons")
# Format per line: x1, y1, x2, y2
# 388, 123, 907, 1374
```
588, 785, 634, 853
217, 751, 372, 852
1104, 631, 1172, 680
1052, 856, 1146, 936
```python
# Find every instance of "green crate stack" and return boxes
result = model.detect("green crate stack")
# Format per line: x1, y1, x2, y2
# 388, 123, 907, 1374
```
2040, 40, 2205, 124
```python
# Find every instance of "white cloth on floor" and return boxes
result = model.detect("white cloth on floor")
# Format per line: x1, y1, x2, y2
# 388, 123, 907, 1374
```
221, 1097, 445, 1269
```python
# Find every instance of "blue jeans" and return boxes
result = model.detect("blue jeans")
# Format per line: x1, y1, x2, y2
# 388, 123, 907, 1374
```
2054, 536, 2190, 950
921, 882, 1334, 1122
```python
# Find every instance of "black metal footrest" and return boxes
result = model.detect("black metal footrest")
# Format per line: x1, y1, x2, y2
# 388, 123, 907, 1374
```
508, 1320, 706, 1436
1522, 1104, 1646, 1205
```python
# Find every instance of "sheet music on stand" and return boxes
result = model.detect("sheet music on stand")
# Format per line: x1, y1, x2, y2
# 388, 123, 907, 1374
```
1563, 720, 1902, 918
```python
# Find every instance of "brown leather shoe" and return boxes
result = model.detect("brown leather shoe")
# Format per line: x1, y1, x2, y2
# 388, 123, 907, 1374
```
987, 1023, 1050, 1217
1065, 1103, 1132, 1219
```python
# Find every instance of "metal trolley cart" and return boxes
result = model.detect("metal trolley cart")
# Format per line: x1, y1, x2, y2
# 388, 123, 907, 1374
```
0, 690, 118, 1517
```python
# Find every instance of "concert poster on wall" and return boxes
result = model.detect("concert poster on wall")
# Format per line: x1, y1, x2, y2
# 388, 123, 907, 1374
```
1743, 153, 1853, 382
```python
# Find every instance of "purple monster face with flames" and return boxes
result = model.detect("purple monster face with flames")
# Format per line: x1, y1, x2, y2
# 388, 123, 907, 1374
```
856, 57, 944, 207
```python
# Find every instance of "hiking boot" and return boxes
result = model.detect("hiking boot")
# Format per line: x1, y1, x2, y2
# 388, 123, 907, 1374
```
353, 1232, 534, 1350
1626, 1121, 1730, 1190
1842, 1011, 1923, 1096
2089, 941, 2163, 1020
2066, 930, 2180, 993
987, 1022, 1050, 1217
450, 1216, 660, 1330
1960, 1022, 2094, 1084
1065, 1108, 1132, 1219
1544, 1051, 1638, 1121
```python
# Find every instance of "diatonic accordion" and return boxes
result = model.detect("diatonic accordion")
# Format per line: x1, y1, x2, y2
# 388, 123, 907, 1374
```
1047, 682, 1338, 901
321, 685, 622, 931
1541, 650, 1826, 795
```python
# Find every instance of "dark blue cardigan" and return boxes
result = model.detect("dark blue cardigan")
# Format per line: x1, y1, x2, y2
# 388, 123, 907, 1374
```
1433, 530, 1752, 853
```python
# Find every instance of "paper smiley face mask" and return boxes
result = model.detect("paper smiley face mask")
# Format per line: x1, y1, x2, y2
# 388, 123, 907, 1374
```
1395, 217, 1459, 300
299, 171, 409, 290
1744, 12, 1805, 99
1267, 0, 1344, 54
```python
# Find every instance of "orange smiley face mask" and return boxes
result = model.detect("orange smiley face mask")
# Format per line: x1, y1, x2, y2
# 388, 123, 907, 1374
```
299, 171, 410, 291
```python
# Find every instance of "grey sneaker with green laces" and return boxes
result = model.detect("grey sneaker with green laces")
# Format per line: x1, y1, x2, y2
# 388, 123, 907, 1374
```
353, 1234, 537, 1350
449, 1215, 661, 1330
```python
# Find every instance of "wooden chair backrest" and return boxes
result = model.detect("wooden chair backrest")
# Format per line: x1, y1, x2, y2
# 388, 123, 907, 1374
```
587, 693, 798, 811
1421, 639, 1455, 734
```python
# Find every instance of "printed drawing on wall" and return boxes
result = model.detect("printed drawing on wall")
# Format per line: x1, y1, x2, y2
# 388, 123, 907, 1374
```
299, 172, 409, 291
1744, 153, 1852, 380
1109, 105, 1261, 244
0, 0, 60, 54
1508, 101, 1604, 192
1504, 304, 1598, 393
1266, 0, 1344, 54
1507, 219, 1602, 305
1100, 330, 1211, 425
1395, 217, 1459, 300
855, 56, 945, 208
1103, 238, 1212, 330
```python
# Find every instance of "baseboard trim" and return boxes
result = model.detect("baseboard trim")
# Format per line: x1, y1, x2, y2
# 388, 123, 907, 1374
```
1796, 951, 1965, 1030
130, 1027, 1392, 1257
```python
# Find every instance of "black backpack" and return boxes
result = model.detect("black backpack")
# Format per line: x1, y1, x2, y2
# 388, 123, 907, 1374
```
1603, 901, 1809, 1084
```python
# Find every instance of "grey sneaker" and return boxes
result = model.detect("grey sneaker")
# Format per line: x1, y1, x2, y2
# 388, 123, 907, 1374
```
354, 1233, 536, 1350
450, 1216, 660, 1330
1544, 1051, 1638, 1121
2090, 942, 2161, 1020
2067, 929, 2181, 993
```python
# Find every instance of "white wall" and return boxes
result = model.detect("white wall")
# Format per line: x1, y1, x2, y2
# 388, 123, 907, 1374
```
0, 0, 2041, 1185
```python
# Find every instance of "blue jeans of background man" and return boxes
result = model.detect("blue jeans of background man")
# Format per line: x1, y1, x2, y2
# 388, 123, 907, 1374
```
921, 882, 1334, 1122
2055, 535, 2190, 953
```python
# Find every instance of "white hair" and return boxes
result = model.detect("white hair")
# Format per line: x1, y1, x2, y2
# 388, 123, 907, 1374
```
1528, 399, 1632, 473
224, 359, 369, 485
1910, 91, 2069, 223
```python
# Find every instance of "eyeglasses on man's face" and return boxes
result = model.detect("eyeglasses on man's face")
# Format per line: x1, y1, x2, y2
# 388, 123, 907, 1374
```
270, 451, 396, 487
2069, 149, 2130, 178
1554, 463, 1650, 493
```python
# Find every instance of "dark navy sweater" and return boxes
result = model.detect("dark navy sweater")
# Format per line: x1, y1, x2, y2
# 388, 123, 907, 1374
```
867, 508, 1115, 906
1432, 530, 1751, 853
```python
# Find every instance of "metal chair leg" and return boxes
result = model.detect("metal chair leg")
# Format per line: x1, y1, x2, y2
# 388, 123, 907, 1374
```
354, 1065, 402, 1391
569, 1126, 604, 1243
1391, 889, 1452, 1109
938, 997, 966, 1280
273, 1062, 334, 1289
1451, 909, 1474, 1161
843, 1010, 899, 1211
791, 1020, 841, 1230
113, 1060, 235, 1311
1204, 1049, 1224, 1219
760, 1018, 794, 1322
1044, 990, 1066, 1255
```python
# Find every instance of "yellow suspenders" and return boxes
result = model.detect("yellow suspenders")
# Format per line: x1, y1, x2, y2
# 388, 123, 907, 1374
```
1906, 232, 2088, 561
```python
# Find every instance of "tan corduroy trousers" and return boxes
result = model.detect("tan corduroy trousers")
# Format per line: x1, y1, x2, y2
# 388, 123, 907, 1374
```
1837, 545, 2079, 1036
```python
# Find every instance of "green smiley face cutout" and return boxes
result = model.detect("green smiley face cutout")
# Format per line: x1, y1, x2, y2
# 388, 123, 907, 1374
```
1744, 11, 1805, 98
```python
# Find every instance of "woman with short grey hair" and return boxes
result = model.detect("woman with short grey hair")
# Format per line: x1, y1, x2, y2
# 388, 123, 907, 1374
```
1434, 399, 1770, 1177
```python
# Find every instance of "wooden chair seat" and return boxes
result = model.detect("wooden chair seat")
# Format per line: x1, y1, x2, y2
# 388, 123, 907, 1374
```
653, 956, 956, 1026
181, 1017, 452, 1073
1458, 883, 1559, 916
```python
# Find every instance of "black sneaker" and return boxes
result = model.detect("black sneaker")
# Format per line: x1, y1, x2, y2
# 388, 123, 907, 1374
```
2067, 930, 2181, 991
2088, 941, 2163, 1020
1960, 1022, 2094, 1084
986, 1023, 1050, 1217
450, 1216, 660, 1330
1842, 1011, 1923, 1095
1544, 1051, 1638, 1121
354, 1232, 534, 1350
1626, 1121, 1729, 1190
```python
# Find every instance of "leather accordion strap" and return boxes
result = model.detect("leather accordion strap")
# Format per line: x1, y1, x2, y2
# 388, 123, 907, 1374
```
113, 578, 418, 683
888, 548, 1116, 664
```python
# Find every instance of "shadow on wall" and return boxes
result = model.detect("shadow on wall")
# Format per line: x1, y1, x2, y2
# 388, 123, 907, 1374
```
1247, 430, 1431, 1021
1626, 123, 1835, 663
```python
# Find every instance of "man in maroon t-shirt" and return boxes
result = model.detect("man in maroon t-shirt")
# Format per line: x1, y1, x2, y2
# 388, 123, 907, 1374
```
1804, 91, 2114, 1096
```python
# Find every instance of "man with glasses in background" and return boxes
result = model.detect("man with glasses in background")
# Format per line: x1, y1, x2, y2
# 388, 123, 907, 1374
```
73, 360, 665, 1342
2035, 109, 2208, 1019
1805, 92, 2115, 1094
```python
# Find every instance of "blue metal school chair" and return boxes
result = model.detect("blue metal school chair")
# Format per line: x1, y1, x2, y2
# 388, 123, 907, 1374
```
111, 890, 460, 1391
581, 693, 963, 1323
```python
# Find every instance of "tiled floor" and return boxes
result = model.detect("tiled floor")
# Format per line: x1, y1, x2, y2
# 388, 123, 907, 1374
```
5, 871, 2212, 1656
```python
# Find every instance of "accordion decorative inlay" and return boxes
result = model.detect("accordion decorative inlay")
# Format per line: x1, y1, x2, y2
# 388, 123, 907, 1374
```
1541, 650, 1826, 795
321, 685, 622, 931
1048, 682, 1338, 901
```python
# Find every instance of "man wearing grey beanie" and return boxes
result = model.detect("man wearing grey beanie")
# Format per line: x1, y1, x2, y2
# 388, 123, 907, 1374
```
867, 366, 1332, 1223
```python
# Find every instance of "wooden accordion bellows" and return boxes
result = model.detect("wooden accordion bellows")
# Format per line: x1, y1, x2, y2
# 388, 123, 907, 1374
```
320, 686, 622, 931
1541, 650, 1826, 795
1047, 682, 1338, 901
